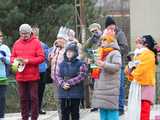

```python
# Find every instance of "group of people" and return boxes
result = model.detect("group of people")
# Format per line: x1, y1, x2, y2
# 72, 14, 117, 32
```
0, 16, 158, 120
0, 23, 86, 120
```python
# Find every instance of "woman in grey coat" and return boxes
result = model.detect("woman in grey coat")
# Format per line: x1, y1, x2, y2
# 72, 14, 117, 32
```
92, 34, 121, 120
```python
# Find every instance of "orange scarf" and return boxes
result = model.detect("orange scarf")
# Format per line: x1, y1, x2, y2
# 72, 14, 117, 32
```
91, 47, 114, 79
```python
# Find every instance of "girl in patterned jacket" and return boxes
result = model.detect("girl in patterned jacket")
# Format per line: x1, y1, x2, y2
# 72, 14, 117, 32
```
55, 43, 87, 120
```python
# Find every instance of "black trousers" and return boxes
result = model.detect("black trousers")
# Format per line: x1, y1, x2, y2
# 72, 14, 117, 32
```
0, 85, 7, 118
60, 98, 80, 120
38, 72, 46, 111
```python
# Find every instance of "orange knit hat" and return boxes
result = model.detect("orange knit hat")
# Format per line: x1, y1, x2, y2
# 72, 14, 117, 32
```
101, 34, 115, 43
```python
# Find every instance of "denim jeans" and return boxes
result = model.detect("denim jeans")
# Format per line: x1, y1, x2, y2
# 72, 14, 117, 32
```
0, 85, 7, 118
119, 66, 125, 112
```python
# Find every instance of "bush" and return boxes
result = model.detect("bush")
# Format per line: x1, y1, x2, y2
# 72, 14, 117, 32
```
6, 81, 57, 113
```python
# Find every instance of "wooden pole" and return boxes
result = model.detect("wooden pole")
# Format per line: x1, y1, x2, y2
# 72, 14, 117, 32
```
79, 0, 91, 108
79, 0, 86, 44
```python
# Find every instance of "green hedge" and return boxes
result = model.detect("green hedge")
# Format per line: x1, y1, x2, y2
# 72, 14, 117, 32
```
6, 82, 57, 113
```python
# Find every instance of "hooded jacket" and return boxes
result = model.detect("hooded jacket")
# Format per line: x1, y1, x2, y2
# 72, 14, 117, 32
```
11, 34, 45, 81
56, 43, 87, 98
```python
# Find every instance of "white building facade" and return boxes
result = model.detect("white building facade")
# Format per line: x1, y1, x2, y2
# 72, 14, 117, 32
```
130, 0, 160, 48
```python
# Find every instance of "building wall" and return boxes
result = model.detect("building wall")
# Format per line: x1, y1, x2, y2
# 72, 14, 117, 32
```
96, 0, 129, 11
130, 0, 160, 49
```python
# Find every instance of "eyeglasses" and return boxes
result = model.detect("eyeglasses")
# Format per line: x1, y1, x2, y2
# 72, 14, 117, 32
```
91, 29, 98, 33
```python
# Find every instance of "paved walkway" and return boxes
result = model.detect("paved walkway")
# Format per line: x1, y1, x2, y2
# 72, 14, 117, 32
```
4, 105, 160, 120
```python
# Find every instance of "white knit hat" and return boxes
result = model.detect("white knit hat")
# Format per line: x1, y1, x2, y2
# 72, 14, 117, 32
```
19, 24, 32, 33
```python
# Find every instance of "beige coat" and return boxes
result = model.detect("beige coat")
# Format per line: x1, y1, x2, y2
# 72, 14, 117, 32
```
92, 41, 121, 110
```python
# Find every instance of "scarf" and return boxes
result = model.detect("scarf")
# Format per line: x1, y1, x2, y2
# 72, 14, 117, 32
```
91, 47, 114, 79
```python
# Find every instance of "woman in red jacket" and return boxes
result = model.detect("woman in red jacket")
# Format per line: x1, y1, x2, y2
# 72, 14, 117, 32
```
11, 24, 45, 120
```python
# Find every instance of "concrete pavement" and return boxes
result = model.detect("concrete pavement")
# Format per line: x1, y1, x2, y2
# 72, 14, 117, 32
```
4, 105, 160, 120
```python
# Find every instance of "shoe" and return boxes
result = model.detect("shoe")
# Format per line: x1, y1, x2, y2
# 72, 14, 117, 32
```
119, 110, 124, 116
90, 108, 98, 112
39, 109, 46, 114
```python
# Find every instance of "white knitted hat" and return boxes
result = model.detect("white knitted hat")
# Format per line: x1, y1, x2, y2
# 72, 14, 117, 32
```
19, 24, 32, 33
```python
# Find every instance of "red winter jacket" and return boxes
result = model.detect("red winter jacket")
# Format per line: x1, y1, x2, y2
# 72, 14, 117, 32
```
11, 34, 45, 81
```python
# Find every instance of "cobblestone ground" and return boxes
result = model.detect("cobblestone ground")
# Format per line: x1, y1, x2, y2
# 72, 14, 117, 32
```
4, 105, 160, 120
